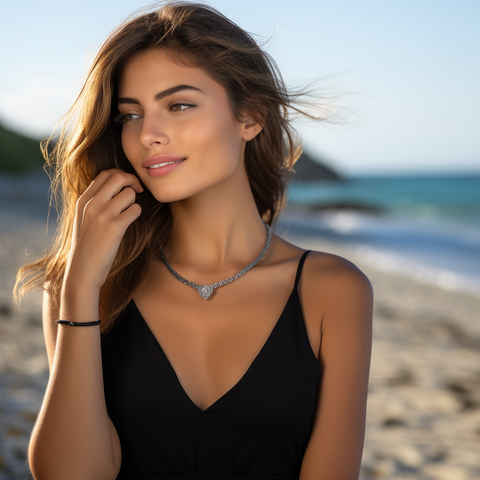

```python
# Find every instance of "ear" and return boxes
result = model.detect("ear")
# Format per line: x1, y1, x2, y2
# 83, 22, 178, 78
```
239, 111, 263, 141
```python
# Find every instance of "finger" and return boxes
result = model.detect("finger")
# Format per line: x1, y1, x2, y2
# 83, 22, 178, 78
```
80, 170, 143, 206
79, 169, 120, 203
76, 171, 143, 222
117, 202, 142, 228
102, 187, 138, 218
73, 170, 138, 237
73, 170, 120, 234
90, 171, 144, 208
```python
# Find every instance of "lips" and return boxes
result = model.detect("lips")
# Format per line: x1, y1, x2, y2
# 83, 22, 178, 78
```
142, 155, 185, 169
147, 159, 182, 169
142, 155, 185, 178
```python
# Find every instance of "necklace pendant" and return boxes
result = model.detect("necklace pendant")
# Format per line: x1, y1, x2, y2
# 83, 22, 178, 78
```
198, 285, 214, 300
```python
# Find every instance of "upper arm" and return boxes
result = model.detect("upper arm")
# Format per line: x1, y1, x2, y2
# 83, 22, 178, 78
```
300, 255, 373, 480
42, 283, 60, 373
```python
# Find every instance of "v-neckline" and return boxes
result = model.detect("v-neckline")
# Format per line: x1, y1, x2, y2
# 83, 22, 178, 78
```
131, 288, 297, 414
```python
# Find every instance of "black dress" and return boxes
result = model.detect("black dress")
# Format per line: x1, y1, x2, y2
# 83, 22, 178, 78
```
102, 250, 321, 479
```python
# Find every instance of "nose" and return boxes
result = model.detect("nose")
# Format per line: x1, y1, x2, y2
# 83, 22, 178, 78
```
139, 113, 170, 149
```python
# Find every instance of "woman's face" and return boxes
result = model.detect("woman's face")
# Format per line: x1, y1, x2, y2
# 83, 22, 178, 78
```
117, 48, 260, 203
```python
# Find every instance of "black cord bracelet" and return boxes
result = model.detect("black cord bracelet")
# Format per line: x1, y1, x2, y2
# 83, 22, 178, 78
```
55, 320, 101, 327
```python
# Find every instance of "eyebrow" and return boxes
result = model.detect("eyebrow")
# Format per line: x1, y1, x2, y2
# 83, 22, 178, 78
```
117, 84, 203, 105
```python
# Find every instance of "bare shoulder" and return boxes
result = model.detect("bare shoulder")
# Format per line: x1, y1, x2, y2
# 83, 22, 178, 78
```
304, 250, 372, 295
270, 236, 372, 301
300, 250, 373, 328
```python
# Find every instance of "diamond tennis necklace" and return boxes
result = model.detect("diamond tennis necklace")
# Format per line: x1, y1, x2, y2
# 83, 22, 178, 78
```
159, 222, 272, 300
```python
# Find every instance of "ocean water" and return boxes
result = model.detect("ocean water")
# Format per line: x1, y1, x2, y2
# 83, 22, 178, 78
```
280, 175, 480, 296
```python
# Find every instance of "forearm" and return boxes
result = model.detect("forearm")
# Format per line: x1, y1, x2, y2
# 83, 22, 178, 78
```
29, 286, 118, 480
29, 169, 142, 479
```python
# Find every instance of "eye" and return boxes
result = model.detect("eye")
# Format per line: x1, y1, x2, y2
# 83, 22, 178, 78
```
169, 103, 196, 113
113, 113, 142, 123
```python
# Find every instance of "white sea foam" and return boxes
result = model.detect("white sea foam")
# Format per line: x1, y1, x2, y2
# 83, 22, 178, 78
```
352, 244, 480, 296
278, 209, 480, 297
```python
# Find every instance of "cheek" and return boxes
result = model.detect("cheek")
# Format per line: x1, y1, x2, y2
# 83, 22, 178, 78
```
120, 127, 140, 168
120, 129, 130, 158
191, 112, 243, 163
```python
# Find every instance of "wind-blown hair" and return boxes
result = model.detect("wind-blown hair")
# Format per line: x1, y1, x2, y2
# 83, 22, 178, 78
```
15, 1, 329, 333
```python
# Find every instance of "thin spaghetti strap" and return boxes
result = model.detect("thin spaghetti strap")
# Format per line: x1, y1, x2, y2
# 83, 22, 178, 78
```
294, 250, 312, 290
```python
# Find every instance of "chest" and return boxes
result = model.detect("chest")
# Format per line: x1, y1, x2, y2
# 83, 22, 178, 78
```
101, 293, 321, 476
131, 257, 320, 411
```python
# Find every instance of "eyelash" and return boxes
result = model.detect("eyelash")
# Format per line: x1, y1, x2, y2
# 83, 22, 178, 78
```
113, 113, 140, 123
113, 102, 196, 123
169, 102, 196, 112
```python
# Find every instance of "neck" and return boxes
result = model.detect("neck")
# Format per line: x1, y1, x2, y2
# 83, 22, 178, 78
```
164, 171, 269, 273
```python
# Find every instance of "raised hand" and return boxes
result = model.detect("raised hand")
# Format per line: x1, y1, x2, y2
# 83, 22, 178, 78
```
65, 168, 144, 292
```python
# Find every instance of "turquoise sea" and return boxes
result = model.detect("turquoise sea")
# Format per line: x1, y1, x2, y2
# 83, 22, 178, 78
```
281, 174, 480, 296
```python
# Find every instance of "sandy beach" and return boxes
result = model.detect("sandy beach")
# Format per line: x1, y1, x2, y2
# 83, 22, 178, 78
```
1, 207, 480, 479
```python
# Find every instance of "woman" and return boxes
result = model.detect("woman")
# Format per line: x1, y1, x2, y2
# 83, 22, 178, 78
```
16, 2, 373, 479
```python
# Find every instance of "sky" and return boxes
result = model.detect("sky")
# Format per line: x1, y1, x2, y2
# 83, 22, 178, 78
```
0, 0, 479, 175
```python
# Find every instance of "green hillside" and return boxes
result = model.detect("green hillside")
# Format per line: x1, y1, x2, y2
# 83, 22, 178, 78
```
0, 123, 45, 173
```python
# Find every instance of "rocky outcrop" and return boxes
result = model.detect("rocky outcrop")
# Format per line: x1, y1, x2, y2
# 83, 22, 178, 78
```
288, 150, 343, 182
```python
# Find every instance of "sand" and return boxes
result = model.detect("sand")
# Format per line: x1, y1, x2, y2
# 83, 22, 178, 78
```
1, 212, 479, 479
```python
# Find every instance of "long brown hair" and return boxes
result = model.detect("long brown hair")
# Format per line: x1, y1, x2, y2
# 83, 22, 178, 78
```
15, 1, 331, 333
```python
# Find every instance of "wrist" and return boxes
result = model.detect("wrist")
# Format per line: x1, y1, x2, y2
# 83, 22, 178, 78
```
62, 275, 101, 301
60, 278, 100, 322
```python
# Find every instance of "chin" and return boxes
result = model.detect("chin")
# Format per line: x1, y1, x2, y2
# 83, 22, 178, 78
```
145, 168, 239, 204
148, 190, 184, 204
144, 183, 196, 204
